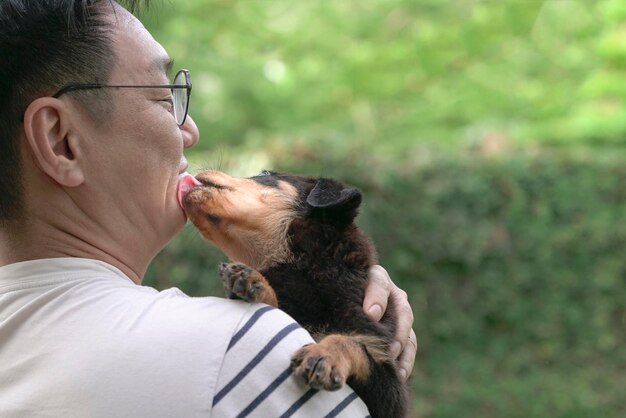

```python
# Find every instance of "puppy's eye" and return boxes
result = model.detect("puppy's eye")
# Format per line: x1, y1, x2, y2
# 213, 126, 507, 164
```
258, 170, 273, 176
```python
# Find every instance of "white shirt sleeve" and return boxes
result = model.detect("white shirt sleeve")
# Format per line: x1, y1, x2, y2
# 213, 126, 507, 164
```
210, 304, 371, 418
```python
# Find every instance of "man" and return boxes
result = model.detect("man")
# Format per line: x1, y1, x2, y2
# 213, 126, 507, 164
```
0, 1, 417, 416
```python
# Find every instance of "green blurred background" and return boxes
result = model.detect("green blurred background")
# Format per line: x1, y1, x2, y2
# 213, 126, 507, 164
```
141, 1, 625, 416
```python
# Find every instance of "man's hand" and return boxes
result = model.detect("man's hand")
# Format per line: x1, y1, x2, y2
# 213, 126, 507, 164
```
363, 265, 416, 380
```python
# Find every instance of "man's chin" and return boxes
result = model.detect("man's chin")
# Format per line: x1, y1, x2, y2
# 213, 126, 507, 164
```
157, 201, 189, 247
172, 204, 189, 232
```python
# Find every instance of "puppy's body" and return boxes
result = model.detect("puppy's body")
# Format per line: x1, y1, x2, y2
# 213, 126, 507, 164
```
184, 170, 408, 418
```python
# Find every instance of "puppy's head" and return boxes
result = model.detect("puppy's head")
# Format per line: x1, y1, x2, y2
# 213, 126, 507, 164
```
183, 170, 362, 270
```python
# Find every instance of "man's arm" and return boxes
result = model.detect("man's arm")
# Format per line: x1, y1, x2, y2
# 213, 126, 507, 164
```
211, 304, 370, 418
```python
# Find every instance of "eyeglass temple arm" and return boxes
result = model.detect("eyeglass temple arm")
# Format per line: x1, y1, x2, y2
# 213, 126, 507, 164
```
52, 83, 191, 98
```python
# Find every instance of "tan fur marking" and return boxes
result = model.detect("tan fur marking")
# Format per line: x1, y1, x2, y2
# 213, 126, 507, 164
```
252, 273, 278, 307
317, 334, 372, 382
185, 172, 299, 270
291, 333, 383, 389
347, 334, 393, 364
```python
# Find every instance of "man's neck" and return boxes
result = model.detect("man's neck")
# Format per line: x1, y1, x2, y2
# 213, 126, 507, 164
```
0, 219, 146, 284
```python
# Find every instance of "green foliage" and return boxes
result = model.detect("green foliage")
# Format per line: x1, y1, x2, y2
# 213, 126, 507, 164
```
143, 0, 623, 156
541, 0, 626, 146
141, 1, 626, 417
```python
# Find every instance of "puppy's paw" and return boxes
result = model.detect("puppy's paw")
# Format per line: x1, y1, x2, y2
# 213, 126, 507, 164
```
218, 262, 262, 302
291, 343, 347, 391
218, 262, 278, 306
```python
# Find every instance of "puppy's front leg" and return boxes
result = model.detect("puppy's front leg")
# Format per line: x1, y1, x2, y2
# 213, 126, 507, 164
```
291, 334, 379, 391
219, 262, 278, 307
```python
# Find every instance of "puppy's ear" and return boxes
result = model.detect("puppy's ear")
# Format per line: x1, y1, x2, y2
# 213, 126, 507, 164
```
306, 178, 362, 223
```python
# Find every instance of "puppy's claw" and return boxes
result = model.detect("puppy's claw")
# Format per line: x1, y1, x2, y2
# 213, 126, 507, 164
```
232, 278, 246, 295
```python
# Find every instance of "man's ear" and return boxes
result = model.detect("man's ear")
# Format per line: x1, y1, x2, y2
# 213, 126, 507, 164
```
306, 178, 362, 224
22, 97, 85, 187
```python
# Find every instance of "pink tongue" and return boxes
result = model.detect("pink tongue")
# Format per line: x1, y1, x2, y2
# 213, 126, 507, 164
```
177, 173, 202, 209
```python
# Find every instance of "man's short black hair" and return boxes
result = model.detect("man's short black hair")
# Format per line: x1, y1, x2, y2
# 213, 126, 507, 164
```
0, 0, 146, 223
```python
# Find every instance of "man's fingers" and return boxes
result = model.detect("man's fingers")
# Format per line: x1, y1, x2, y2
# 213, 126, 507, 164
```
362, 264, 417, 379
392, 285, 414, 353
363, 265, 391, 321
388, 283, 415, 378
397, 329, 417, 380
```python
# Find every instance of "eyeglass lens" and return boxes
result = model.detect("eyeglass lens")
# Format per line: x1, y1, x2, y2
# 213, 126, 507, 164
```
173, 71, 187, 125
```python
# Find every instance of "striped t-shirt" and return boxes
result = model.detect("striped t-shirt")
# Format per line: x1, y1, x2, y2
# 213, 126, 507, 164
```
213, 304, 370, 417
0, 258, 370, 417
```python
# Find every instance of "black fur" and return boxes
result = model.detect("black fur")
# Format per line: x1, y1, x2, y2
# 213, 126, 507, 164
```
251, 173, 408, 418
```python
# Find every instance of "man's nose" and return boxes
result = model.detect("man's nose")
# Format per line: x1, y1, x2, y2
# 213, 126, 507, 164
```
181, 115, 199, 148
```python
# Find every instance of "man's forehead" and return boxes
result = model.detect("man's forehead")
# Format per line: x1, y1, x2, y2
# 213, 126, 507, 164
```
106, 6, 171, 79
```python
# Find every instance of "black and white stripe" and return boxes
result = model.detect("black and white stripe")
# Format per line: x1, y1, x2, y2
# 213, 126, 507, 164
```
211, 304, 370, 417
213, 321, 301, 406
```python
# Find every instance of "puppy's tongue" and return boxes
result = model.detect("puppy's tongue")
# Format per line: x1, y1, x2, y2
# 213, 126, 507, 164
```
177, 173, 202, 209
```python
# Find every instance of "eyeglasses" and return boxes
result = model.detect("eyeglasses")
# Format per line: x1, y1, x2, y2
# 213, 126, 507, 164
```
52, 69, 192, 126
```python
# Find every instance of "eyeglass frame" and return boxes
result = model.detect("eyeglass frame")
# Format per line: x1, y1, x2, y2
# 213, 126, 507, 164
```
51, 69, 192, 126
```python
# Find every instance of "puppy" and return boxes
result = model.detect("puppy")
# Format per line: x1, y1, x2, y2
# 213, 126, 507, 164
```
182, 170, 408, 418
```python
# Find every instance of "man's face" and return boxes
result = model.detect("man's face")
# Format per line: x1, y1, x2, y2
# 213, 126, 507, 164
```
76, 5, 199, 250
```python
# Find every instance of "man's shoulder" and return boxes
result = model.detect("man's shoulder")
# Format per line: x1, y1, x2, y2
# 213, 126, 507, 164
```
217, 302, 313, 359
102, 284, 310, 359
151, 294, 313, 359
93, 282, 271, 344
